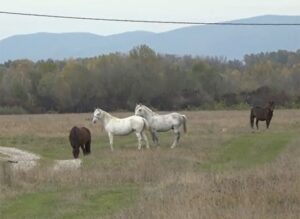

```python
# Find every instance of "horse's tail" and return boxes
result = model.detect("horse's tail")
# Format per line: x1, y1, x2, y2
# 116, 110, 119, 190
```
181, 115, 187, 133
142, 118, 149, 131
250, 109, 255, 128
82, 127, 91, 154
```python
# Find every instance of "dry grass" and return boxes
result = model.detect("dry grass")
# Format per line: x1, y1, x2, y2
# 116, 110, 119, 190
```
1, 110, 300, 218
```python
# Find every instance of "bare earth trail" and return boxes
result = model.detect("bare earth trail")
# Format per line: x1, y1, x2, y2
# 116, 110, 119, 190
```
0, 146, 81, 171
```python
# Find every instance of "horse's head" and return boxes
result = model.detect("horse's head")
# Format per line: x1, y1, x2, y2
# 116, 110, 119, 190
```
72, 147, 80, 159
135, 104, 155, 118
135, 103, 142, 112
135, 104, 145, 117
92, 108, 102, 123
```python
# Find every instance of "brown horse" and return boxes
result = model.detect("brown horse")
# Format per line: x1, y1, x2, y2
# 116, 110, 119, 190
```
69, 126, 91, 158
250, 101, 275, 129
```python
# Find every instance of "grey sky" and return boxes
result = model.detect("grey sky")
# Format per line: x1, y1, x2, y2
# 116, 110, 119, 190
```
1, 0, 300, 40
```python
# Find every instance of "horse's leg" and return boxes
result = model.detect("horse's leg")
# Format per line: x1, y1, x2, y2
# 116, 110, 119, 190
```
142, 131, 149, 149
108, 132, 114, 152
85, 140, 91, 155
171, 128, 180, 149
151, 129, 159, 145
80, 144, 87, 155
135, 132, 142, 150
256, 119, 259, 129
266, 120, 270, 128
250, 114, 255, 129
150, 130, 155, 143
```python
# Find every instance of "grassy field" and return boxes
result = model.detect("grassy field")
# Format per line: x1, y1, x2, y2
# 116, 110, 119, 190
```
0, 110, 300, 218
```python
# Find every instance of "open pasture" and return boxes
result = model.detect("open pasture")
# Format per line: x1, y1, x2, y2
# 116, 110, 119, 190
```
1, 110, 300, 218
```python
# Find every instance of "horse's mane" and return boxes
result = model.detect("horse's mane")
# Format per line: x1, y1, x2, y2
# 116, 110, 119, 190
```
69, 126, 79, 139
96, 108, 114, 118
95, 108, 117, 125
138, 104, 158, 116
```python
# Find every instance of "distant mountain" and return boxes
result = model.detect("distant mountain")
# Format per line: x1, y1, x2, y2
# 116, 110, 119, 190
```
1, 15, 300, 62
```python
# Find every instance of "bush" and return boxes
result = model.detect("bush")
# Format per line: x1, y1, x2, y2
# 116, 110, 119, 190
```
0, 106, 27, 115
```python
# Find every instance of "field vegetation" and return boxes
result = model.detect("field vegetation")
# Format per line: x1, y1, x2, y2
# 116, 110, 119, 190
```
1, 110, 300, 218
1, 47, 300, 113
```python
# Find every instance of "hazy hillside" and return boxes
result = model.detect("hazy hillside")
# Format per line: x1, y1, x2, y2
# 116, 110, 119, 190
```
0, 15, 300, 62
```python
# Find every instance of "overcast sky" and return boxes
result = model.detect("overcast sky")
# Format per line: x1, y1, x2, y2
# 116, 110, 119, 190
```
0, 0, 300, 40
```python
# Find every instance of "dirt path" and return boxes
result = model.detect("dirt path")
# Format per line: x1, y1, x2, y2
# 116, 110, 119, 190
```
0, 146, 40, 171
0, 146, 81, 171
53, 159, 82, 171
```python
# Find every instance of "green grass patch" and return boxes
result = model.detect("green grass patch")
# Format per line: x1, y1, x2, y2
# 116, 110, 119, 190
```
0, 185, 137, 219
0, 135, 70, 160
0, 135, 109, 160
200, 132, 297, 171
0, 132, 174, 161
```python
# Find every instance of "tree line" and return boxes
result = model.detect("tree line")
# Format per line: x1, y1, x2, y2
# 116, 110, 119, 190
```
1, 45, 300, 113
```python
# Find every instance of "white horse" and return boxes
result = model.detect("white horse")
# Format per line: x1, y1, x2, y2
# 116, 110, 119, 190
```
134, 104, 187, 148
92, 108, 149, 151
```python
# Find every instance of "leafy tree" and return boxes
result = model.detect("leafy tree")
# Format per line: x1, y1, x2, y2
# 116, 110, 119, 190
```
0, 48, 300, 113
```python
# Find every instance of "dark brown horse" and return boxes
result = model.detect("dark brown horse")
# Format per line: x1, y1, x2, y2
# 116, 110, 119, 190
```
250, 101, 275, 129
69, 126, 91, 158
